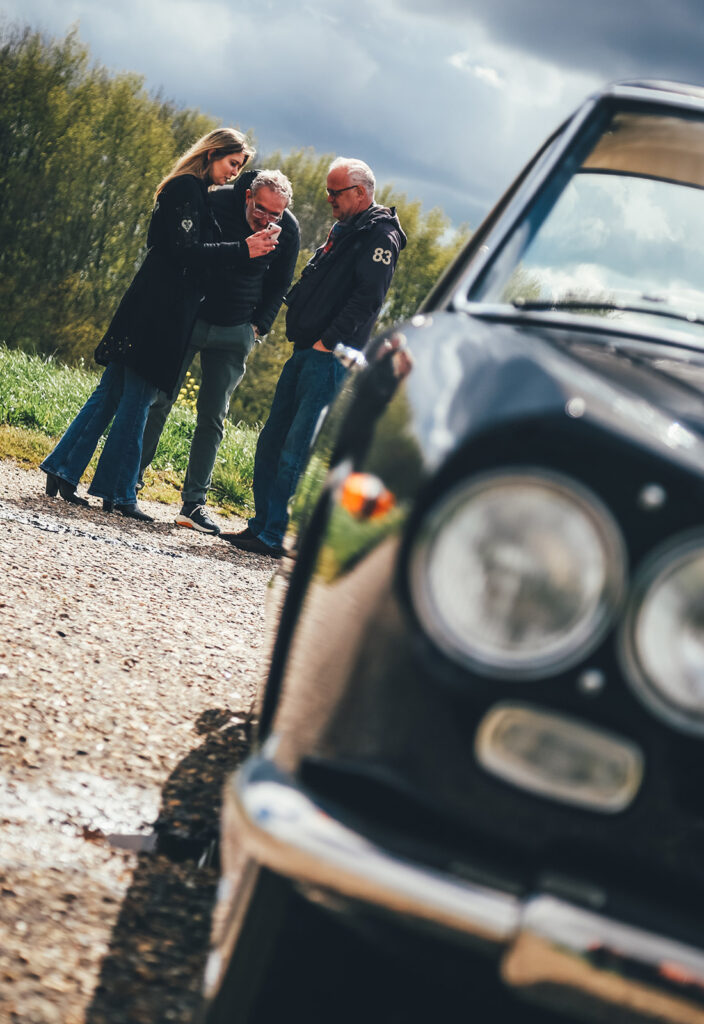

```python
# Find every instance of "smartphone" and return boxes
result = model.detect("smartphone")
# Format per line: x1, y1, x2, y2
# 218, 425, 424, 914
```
266, 222, 282, 238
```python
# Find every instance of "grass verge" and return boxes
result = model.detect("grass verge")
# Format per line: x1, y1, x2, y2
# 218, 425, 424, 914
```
0, 347, 258, 519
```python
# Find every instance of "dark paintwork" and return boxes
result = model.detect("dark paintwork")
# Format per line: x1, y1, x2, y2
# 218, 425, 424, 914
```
205, 80, 704, 1022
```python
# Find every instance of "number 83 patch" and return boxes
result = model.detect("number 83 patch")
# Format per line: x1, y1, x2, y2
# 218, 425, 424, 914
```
372, 247, 393, 265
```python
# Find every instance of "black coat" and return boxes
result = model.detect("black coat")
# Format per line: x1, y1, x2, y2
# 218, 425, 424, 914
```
205, 171, 300, 333
94, 175, 251, 396
285, 203, 406, 351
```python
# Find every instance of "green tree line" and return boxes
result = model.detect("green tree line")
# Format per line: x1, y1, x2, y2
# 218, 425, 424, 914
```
0, 24, 469, 425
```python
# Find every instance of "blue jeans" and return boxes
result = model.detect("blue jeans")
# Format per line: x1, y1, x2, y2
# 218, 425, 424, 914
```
249, 348, 346, 547
140, 319, 255, 504
40, 363, 157, 504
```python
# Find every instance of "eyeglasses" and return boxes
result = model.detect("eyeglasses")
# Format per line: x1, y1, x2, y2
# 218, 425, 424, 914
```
252, 202, 283, 223
326, 185, 359, 198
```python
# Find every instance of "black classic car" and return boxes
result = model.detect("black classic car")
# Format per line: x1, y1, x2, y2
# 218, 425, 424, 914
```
202, 80, 704, 1023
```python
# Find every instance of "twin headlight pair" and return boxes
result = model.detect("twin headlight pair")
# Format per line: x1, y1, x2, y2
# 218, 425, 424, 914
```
409, 469, 704, 735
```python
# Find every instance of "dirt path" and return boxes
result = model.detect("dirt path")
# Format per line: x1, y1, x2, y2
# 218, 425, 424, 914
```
0, 460, 276, 1024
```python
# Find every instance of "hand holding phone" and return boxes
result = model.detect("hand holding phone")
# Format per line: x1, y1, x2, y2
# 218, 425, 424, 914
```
247, 224, 281, 258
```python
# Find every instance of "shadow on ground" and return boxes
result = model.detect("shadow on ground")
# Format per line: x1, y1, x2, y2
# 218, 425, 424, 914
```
84, 709, 251, 1024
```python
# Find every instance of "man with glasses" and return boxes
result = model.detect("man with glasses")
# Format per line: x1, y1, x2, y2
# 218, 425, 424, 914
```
223, 156, 406, 558
138, 169, 300, 534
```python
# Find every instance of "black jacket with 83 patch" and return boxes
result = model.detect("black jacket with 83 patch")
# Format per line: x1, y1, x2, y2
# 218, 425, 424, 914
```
284, 203, 406, 352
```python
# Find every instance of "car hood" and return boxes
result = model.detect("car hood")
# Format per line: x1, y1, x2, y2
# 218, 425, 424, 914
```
393, 311, 704, 478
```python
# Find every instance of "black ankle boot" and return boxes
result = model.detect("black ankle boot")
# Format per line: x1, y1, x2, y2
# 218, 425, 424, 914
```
44, 472, 90, 507
114, 502, 153, 522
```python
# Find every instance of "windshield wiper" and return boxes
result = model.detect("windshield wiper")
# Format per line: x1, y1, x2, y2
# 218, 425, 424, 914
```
510, 298, 704, 328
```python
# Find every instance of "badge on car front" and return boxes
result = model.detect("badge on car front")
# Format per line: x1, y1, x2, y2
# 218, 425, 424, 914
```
475, 703, 644, 813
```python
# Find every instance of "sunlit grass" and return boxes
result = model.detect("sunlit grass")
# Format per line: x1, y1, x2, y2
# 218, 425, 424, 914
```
0, 424, 55, 464
0, 346, 258, 516
0, 346, 98, 435
210, 418, 260, 510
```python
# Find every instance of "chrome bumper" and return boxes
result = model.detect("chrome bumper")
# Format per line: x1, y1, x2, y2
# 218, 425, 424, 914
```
223, 751, 704, 1024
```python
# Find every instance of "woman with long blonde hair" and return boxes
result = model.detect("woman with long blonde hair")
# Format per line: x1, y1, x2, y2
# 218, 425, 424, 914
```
41, 128, 279, 520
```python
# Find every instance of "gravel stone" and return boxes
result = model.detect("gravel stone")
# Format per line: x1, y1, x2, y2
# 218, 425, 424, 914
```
0, 461, 275, 1024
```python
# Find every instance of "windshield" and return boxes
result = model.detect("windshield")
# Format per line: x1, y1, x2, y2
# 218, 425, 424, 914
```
469, 108, 704, 340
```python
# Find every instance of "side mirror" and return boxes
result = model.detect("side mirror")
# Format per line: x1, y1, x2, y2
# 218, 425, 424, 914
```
333, 343, 367, 369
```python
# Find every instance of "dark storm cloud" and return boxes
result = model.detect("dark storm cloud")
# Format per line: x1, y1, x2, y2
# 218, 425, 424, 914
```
397, 0, 704, 84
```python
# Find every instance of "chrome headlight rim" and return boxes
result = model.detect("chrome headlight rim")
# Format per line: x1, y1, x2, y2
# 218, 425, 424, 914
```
409, 467, 627, 681
619, 529, 704, 736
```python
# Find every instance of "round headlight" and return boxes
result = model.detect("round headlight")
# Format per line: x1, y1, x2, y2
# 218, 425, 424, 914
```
409, 470, 626, 679
621, 534, 704, 734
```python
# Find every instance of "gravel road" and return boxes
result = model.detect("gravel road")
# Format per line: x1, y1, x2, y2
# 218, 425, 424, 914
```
0, 460, 276, 1024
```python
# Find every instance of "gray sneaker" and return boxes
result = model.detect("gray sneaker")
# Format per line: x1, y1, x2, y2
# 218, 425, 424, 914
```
176, 502, 221, 535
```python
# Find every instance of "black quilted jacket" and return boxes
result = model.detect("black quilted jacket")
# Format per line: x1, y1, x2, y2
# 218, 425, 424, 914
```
205, 171, 300, 333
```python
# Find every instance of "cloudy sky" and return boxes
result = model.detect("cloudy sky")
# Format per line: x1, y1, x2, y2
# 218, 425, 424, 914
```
2, 0, 703, 228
